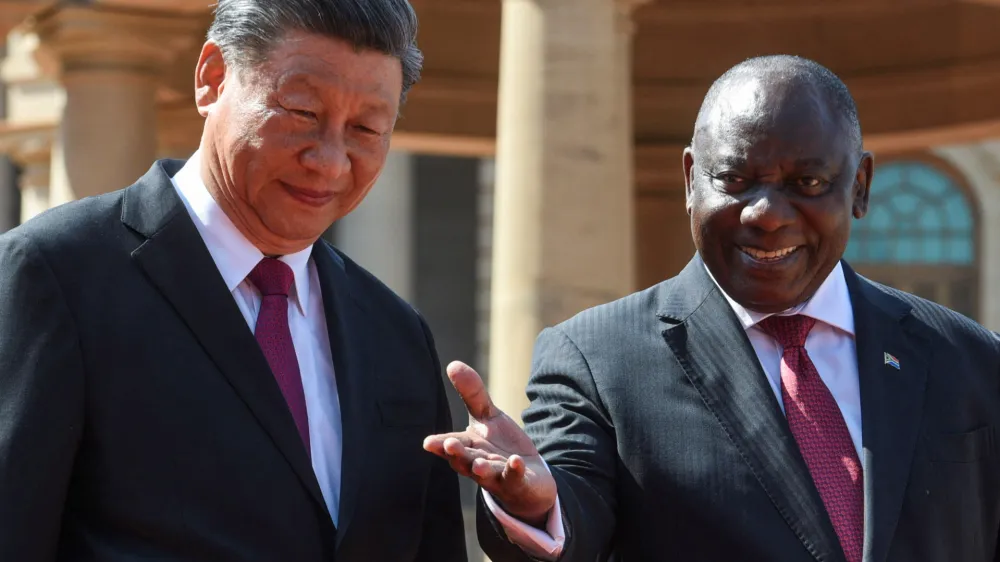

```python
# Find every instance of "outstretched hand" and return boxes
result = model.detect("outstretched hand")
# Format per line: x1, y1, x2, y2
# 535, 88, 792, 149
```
423, 361, 557, 526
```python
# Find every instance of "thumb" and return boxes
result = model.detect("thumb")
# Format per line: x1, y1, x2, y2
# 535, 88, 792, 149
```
446, 361, 497, 421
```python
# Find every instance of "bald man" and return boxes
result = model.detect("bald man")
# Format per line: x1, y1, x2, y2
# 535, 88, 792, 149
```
424, 55, 1000, 562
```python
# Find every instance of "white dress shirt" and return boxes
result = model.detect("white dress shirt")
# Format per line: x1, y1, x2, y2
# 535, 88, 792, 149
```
490, 261, 862, 559
170, 151, 344, 525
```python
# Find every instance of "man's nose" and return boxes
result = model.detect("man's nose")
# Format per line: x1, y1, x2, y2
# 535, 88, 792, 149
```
300, 132, 351, 179
740, 187, 797, 232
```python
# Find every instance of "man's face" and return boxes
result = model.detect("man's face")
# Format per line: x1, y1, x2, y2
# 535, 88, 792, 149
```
682, 77, 874, 313
195, 30, 402, 255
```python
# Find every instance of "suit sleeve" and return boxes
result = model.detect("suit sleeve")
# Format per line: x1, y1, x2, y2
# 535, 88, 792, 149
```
414, 314, 469, 562
478, 326, 618, 562
482, 485, 565, 559
0, 232, 85, 562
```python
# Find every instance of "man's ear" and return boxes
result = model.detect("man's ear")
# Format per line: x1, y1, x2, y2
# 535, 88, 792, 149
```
195, 41, 228, 118
682, 147, 696, 216
852, 151, 875, 219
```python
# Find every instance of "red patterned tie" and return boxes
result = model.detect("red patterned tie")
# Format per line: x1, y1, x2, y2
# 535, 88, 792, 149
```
249, 258, 310, 457
757, 315, 863, 562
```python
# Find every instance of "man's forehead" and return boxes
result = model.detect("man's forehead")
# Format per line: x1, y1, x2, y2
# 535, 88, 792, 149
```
697, 80, 847, 162
709, 76, 829, 127
255, 34, 403, 110
705, 76, 771, 124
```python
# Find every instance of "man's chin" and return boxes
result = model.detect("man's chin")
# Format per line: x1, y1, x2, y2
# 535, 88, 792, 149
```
728, 281, 808, 314
255, 220, 329, 254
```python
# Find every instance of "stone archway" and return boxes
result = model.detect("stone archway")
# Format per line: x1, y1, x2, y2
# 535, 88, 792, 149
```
844, 154, 980, 320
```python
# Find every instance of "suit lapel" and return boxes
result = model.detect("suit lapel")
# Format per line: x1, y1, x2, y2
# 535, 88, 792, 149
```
311, 242, 377, 550
122, 161, 330, 520
843, 264, 929, 562
659, 257, 846, 562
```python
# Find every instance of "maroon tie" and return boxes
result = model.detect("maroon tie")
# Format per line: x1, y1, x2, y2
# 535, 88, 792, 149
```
757, 315, 863, 562
249, 258, 310, 457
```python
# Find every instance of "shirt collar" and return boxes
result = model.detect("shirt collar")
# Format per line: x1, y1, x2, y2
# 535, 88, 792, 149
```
704, 260, 855, 337
169, 150, 313, 315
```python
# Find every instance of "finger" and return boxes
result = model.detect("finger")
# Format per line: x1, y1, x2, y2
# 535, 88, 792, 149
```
425, 431, 503, 463
444, 447, 506, 479
443, 439, 504, 466
471, 457, 507, 482
453, 446, 507, 465
443, 440, 478, 477
443, 437, 466, 457
503, 454, 527, 482
476, 455, 530, 497
423, 432, 474, 456
446, 361, 498, 421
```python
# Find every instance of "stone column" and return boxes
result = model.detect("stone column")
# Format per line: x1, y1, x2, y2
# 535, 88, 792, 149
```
335, 150, 416, 301
0, 125, 55, 226
2, 28, 63, 221
0, 42, 16, 231
488, 0, 645, 419
17, 156, 49, 223
33, 5, 200, 200
2, 124, 54, 223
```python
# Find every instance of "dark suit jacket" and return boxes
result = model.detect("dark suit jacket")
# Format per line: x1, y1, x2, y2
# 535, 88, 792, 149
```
0, 160, 467, 562
479, 256, 1000, 562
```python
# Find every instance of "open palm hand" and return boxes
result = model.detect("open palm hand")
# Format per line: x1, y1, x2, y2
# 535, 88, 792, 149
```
423, 361, 557, 526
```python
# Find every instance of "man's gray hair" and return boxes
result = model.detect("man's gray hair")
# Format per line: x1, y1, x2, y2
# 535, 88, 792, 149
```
208, 0, 423, 102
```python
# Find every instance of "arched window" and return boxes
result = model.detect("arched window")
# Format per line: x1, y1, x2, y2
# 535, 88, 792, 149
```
844, 159, 979, 319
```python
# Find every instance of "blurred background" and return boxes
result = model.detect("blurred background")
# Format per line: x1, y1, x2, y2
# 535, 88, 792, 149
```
2, 0, 999, 558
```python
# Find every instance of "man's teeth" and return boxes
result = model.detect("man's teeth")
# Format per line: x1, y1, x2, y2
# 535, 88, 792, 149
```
740, 246, 798, 260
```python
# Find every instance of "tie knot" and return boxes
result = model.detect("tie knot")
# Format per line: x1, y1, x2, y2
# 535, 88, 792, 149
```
757, 314, 816, 348
249, 258, 294, 297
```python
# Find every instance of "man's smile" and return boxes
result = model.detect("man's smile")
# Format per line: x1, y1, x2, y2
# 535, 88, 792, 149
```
738, 245, 802, 264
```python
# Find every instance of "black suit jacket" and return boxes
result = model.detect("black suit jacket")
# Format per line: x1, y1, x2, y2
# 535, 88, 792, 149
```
0, 160, 467, 562
479, 256, 1000, 562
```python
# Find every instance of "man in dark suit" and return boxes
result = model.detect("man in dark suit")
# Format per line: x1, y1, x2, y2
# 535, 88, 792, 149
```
0, 1, 466, 561
424, 55, 1000, 561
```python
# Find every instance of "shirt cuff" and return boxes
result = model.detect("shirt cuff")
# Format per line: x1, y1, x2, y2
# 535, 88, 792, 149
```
482, 486, 565, 560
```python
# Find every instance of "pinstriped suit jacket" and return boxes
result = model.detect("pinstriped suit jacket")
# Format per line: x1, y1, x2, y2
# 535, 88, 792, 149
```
479, 255, 1000, 562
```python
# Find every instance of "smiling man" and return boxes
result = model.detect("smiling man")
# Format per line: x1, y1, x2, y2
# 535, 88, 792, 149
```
424, 56, 1000, 561
0, 1, 466, 561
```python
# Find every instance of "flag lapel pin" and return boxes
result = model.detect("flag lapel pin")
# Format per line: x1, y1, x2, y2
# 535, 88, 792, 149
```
884, 352, 901, 370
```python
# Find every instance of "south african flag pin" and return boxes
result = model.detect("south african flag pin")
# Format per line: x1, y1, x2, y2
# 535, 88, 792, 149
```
884, 352, 900, 370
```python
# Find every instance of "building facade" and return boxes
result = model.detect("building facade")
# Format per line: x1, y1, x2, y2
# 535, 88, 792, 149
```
3, 0, 1000, 557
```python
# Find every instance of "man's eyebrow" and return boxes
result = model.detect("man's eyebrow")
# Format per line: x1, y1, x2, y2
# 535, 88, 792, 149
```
277, 74, 395, 113
276, 75, 319, 93
708, 155, 748, 169
794, 157, 829, 168
359, 97, 394, 114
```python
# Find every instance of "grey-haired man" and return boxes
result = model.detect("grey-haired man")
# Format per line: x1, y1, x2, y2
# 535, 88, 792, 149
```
0, 1, 466, 560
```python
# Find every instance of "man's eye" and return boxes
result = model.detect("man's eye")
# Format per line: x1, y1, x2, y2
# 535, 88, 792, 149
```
793, 176, 829, 194
712, 173, 746, 188
289, 109, 317, 120
353, 124, 379, 135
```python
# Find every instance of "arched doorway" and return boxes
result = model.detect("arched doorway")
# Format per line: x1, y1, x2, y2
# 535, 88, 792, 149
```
844, 157, 980, 320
